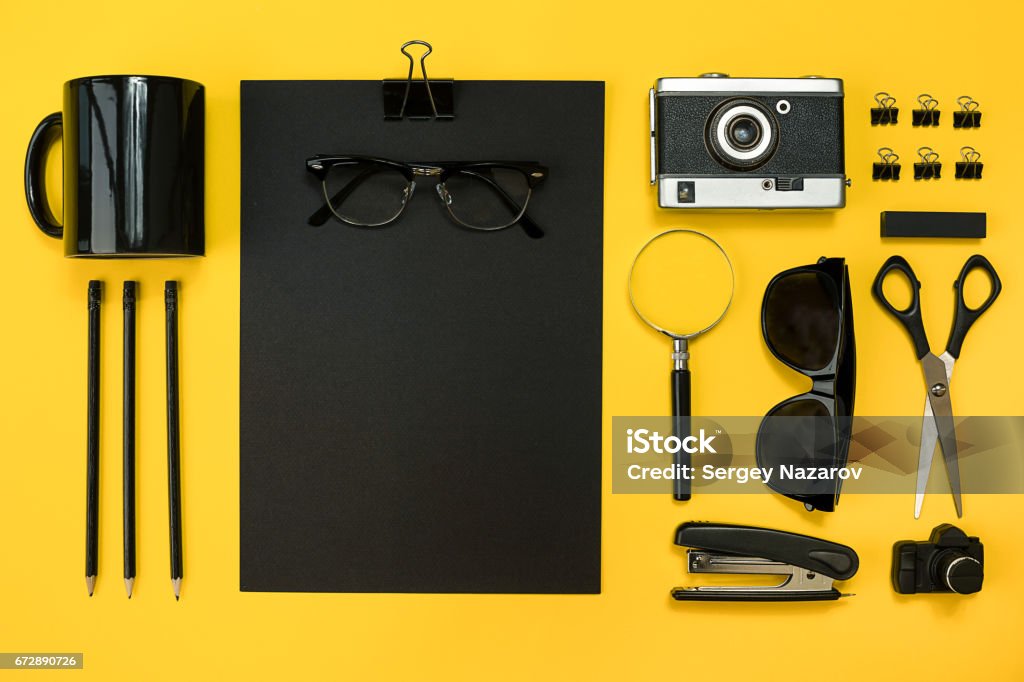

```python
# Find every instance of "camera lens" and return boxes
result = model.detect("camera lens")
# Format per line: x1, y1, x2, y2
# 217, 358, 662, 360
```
705, 99, 779, 171
727, 116, 761, 150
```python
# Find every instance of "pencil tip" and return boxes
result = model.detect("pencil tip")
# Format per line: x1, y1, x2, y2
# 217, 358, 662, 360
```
172, 578, 181, 600
125, 578, 134, 598
86, 575, 96, 596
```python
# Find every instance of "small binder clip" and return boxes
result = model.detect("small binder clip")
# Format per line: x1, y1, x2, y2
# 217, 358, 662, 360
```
912, 94, 941, 127
914, 147, 942, 180
953, 96, 982, 128
873, 147, 902, 180
382, 40, 454, 120
871, 92, 899, 125
955, 146, 984, 179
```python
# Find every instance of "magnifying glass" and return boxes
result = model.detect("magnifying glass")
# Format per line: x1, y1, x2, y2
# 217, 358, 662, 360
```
628, 229, 735, 501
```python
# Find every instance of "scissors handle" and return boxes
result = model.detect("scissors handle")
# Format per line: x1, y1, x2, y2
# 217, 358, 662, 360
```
946, 254, 1001, 358
872, 256, 930, 359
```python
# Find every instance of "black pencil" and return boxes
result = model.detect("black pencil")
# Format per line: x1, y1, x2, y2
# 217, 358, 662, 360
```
86, 281, 101, 597
123, 282, 137, 598
165, 281, 183, 600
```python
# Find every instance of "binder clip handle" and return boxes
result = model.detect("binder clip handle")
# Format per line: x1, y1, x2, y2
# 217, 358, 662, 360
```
914, 146, 942, 180
912, 94, 941, 127
958, 95, 980, 112
878, 146, 899, 163
400, 40, 438, 119
873, 146, 901, 180
954, 96, 982, 128
960, 146, 982, 164
875, 91, 898, 109
871, 91, 899, 125
918, 146, 941, 165
955, 146, 984, 179
383, 39, 455, 121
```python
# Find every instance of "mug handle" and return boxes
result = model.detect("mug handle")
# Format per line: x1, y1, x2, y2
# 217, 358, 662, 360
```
24, 112, 64, 238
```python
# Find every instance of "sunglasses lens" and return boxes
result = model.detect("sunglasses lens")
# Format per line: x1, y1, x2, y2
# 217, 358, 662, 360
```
763, 270, 840, 371
756, 398, 838, 508
323, 161, 410, 226
442, 167, 532, 229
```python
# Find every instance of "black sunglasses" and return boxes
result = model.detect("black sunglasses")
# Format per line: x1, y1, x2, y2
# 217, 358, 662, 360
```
756, 257, 857, 512
306, 155, 548, 238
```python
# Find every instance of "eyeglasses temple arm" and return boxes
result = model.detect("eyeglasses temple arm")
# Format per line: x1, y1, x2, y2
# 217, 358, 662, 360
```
461, 171, 545, 239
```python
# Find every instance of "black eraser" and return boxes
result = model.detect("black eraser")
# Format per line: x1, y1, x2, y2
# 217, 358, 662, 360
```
881, 211, 986, 239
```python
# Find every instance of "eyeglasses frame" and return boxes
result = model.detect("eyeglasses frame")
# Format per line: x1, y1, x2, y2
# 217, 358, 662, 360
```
756, 257, 857, 513
305, 155, 547, 238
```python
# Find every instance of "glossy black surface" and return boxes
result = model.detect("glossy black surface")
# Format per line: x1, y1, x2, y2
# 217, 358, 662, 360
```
25, 113, 63, 237
757, 258, 857, 513
675, 522, 859, 580
892, 524, 984, 594
123, 282, 137, 585
86, 281, 101, 588
165, 282, 183, 590
26, 75, 205, 257
871, 254, 1001, 360
671, 369, 691, 502
946, 255, 1001, 358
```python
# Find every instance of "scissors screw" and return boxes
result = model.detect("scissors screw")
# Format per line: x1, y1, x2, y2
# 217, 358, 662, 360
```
930, 383, 947, 397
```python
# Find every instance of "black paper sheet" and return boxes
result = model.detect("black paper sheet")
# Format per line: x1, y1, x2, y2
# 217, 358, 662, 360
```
240, 80, 603, 593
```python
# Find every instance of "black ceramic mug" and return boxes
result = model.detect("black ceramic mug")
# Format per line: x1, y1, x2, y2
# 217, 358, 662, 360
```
24, 75, 205, 257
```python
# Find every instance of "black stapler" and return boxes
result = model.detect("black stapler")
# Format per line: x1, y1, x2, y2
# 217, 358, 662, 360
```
672, 522, 859, 602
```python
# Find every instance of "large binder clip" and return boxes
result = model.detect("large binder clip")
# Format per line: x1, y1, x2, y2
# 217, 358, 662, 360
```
671, 523, 859, 602
871, 92, 899, 125
953, 96, 982, 128
914, 147, 942, 180
912, 94, 941, 127
955, 146, 984, 179
873, 147, 901, 181
382, 40, 454, 120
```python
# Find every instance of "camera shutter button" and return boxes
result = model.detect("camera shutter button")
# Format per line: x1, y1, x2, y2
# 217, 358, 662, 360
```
941, 555, 983, 594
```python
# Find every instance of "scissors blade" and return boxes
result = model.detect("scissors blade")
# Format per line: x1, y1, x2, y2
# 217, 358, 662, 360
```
921, 353, 962, 518
915, 356, 955, 518
915, 399, 937, 519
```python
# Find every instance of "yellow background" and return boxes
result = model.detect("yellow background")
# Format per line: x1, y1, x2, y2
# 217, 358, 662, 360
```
2, 1, 1022, 679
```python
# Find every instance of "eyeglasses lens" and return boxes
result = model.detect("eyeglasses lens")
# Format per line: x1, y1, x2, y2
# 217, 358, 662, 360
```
763, 271, 840, 371
442, 167, 531, 229
323, 161, 411, 226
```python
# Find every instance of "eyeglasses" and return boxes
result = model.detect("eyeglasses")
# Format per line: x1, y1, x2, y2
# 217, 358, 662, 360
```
756, 257, 856, 513
305, 155, 547, 238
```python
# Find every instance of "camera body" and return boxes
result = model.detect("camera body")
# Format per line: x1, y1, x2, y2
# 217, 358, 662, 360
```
892, 524, 984, 595
650, 74, 847, 209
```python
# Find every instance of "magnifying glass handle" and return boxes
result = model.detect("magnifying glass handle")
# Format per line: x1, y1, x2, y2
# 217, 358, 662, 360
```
671, 368, 692, 501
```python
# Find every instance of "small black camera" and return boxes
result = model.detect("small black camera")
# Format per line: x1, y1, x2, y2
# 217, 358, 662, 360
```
650, 74, 847, 209
892, 524, 984, 595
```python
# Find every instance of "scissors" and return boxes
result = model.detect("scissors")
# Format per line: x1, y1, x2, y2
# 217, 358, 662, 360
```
872, 255, 1002, 518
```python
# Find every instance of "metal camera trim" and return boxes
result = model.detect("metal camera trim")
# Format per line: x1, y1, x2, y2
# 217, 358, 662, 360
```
714, 104, 774, 163
943, 555, 981, 593
654, 77, 843, 94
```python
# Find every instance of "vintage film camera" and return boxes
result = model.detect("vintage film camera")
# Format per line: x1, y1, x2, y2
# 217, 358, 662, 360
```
650, 74, 848, 209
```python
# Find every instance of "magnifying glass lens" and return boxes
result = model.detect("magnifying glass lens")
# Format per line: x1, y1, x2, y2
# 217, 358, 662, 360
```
630, 231, 733, 336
